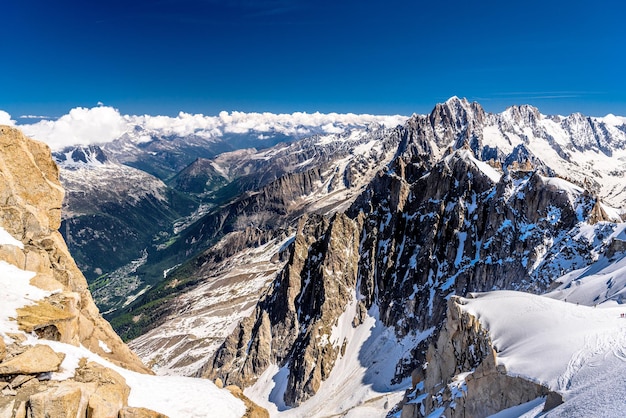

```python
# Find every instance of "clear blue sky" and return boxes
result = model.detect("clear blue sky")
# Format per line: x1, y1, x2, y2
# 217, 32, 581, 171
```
2, 0, 625, 118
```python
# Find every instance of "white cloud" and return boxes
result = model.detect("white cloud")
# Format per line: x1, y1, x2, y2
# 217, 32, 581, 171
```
11, 106, 408, 150
19, 115, 51, 120
19, 106, 129, 150
0, 110, 15, 126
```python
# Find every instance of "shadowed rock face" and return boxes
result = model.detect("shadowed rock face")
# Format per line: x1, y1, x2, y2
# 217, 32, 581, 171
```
0, 125, 149, 373
203, 212, 363, 406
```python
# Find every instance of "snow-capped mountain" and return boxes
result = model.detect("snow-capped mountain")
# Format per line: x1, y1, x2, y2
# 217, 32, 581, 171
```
114, 124, 404, 343
24, 99, 626, 417
114, 98, 626, 417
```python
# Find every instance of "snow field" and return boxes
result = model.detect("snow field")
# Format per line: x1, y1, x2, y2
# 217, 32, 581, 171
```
460, 290, 626, 417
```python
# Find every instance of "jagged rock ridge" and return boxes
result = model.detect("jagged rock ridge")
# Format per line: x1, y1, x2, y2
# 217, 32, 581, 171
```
196, 99, 625, 413
36, 98, 626, 416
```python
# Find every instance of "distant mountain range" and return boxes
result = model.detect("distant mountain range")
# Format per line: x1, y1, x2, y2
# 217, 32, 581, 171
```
27, 98, 626, 416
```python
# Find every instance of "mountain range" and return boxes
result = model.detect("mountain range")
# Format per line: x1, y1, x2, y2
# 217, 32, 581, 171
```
6, 97, 626, 417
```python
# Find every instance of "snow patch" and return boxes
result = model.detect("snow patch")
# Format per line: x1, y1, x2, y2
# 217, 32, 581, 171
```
0, 261, 48, 343
461, 291, 626, 392
98, 340, 112, 353
246, 298, 433, 417
0, 226, 23, 249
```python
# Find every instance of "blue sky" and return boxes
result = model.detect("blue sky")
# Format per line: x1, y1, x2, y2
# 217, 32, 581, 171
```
2, 0, 625, 118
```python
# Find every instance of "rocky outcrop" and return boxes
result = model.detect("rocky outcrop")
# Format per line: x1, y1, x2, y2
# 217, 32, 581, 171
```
203, 212, 363, 406
401, 296, 557, 417
0, 357, 165, 418
226, 386, 270, 418
0, 126, 148, 373
0, 342, 165, 418
119, 406, 169, 418
0, 345, 64, 375
587, 199, 612, 225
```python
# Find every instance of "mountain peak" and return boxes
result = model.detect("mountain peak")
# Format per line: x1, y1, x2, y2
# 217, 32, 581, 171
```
433, 96, 484, 116
53, 145, 109, 168
502, 104, 542, 124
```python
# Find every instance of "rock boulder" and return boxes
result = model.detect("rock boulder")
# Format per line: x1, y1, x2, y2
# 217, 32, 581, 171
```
0, 345, 64, 376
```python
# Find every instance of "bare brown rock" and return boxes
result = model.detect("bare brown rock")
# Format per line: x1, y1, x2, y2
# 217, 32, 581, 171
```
588, 199, 611, 225
404, 296, 553, 417
0, 345, 64, 375
16, 292, 79, 344
0, 400, 26, 418
0, 339, 5, 362
14, 401, 26, 418
227, 385, 269, 418
0, 402, 13, 418
9, 375, 35, 389
118, 406, 169, 418
27, 382, 89, 418
74, 361, 130, 418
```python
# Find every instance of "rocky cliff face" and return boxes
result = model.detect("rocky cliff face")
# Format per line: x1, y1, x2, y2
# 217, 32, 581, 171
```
203, 212, 363, 405
0, 126, 264, 418
0, 126, 147, 372
0, 126, 160, 416
400, 296, 560, 418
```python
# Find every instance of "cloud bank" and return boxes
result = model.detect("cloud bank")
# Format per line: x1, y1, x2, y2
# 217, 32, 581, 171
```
4, 106, 408, 150
19, 107, 129, 150
0, 111, 15, 126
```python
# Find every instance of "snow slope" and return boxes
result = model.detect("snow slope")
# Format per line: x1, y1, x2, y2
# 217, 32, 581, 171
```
0, 226, 24, 249
129, 236, 293, 376
459, 291, 626, 417
546, 223, 626, 306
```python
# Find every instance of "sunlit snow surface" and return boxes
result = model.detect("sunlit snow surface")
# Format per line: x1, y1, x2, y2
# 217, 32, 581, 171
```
32, 338, 246, 418
460, 291, 626, 417
0, 226, 24, 249
129, 236, 294, 376
0, 261, 47, 342
546, 223, 626, 306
